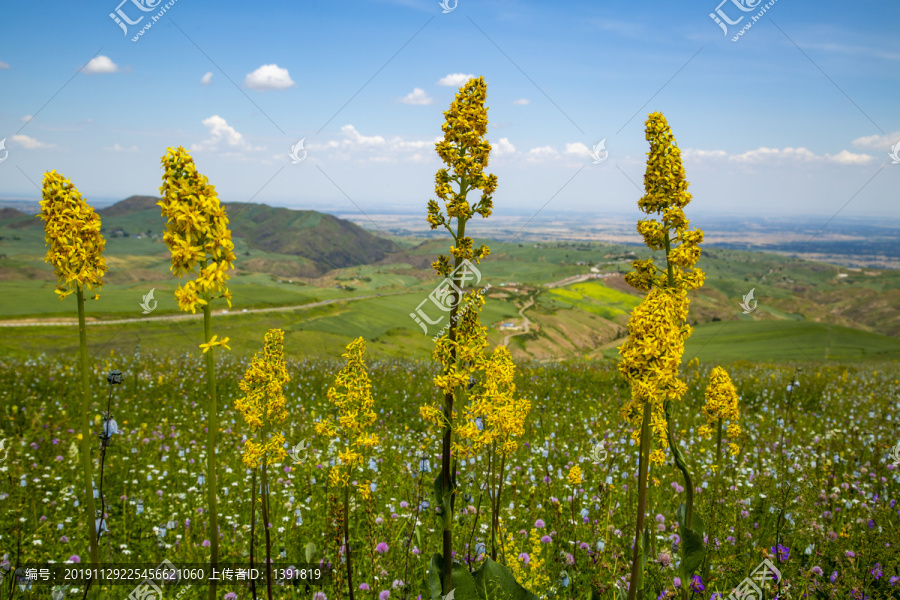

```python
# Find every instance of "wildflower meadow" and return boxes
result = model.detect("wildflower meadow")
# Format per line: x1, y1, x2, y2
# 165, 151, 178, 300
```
0, 77, 898, 600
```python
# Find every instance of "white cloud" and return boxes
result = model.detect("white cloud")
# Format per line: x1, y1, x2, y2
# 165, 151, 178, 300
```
493, 137, 516, 156
306, 125, 441, 163
437, 73, 475, 87
526, 146, 559, 162
82, 56, 119, 75
0, 61, 9, 69
201, 71, 213, 85
564, 142, 591, 157
829, 149, 876, 165
11, 134, 55, 149
682, 146, 875, 165
339, 124, 386, 147
104, 143, 139, 152
851, 131, 900, 151
244, 64, 295, 91
399, 88, 434, 105
21, 115, 33, 123
191, 115, 262, 152
513, 98, 530, 105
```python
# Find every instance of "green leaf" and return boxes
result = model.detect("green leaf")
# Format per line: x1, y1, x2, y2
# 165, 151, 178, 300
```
472, 557, 539, 600
304, 542, 316, 564
676, 503, 706, 576
676, 502, 705, 535
429, 553, 479, 600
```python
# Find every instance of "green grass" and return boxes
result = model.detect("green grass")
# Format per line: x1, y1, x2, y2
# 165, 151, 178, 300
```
680, 320, 900, 362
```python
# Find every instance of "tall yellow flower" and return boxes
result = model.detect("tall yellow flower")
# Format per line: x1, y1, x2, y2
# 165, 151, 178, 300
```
426, 75, 497, 276
158, 146, 236, 314
618, 112, 705, 463
38, 170, 108, 567
38, 171, 107, 300
314, 337, 379, 488
619, 112, 706, 600
699, 366, 741, 455
235, 329, 290, 468
423, 76, 501, 594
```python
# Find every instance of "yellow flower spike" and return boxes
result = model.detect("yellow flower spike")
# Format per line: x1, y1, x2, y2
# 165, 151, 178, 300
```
567, 465, 583, 486
38, 171, 107, 298
315, 337, 379, 488
159, 147, 235, 312
235, 329, 289, 468
700, 366, 742, 442
619, 112, 705, 457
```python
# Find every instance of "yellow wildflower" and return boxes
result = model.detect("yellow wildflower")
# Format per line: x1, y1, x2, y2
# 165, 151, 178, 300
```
699, 366, 741, 442
618, 112, 705, 466
567, 465, 583, 486
38, 171, 107, 299
426, 76, 497, 275
315, 337, 379, 487
199, 335, 231, 354
158, 147, 235, 313
234, 329, 289, 468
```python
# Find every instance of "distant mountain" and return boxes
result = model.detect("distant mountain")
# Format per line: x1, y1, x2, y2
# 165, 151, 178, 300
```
222, 202, 395, 271
7, 195, 396, 273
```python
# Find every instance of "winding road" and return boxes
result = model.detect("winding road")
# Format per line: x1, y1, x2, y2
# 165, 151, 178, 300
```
0, 292, 405, 327
502, 296, 534, 347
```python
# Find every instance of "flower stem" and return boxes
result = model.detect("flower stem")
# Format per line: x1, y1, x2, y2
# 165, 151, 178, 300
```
250, 469, 258, 600
441, 216, 467, 592
627, 400, 652, 600
343, 484, 355, 600
260, 462, 273, 600
75, 287, 100, 568
202, 301, 220, 600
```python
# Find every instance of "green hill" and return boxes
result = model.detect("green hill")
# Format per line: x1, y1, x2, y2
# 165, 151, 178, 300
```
1, 195, 396, 275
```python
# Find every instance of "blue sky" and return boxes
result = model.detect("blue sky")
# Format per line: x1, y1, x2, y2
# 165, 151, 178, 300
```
0, 0, 898, 221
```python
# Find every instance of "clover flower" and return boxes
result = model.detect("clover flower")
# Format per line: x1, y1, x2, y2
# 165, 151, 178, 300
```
38, 171, 108, 300
158, 146, 235, 314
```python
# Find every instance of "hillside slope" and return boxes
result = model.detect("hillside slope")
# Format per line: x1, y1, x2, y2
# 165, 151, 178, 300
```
1, 195, 396, 274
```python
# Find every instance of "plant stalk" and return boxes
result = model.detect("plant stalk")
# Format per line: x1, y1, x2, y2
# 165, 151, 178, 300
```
76, 287, 100, 568
627, 400, 652, 600
202, 301, 220, 600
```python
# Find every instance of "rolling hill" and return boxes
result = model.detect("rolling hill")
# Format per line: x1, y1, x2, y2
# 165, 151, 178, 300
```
0, 195, 396, 275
